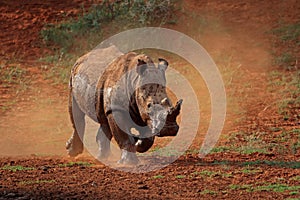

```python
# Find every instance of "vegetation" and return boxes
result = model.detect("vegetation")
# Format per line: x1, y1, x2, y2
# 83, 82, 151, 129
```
291, 176, 300, 181
19, 179, 55, 185
41, 0, 176, 53
175, 175, 186, 179
39, 0, 177, 84
0, 64, 27, 85
200, 189, 217, 195
0, 64, 30, 111
269, 70, 300, 121
1, 165, 35, 172
269, 22, 300, 124
58, 161, 93, 167
229, 183, 300, 193
192, 170, 232, 178
240, 167, 262, 174
204, 159, 300, 169
152, 175, 165, 179
272, 22, 300, 70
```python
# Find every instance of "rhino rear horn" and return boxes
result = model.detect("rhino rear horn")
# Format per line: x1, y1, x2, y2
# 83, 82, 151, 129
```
158, 58, 168, 71
137, 59, 147, 75
168, 99, 183, 120
173, 99, 183, 116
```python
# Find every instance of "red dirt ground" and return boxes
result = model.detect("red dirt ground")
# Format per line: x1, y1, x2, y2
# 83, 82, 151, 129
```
0, 0, 299, 199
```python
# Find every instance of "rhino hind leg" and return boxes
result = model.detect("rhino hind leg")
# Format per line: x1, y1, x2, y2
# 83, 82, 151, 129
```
96, 125, 112, 160
66, 96, 85, 157
106, 113, 139, 165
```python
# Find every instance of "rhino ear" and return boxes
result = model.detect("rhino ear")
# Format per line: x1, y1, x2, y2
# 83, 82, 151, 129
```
158, 58, 168, 71
137, 59, 147, 75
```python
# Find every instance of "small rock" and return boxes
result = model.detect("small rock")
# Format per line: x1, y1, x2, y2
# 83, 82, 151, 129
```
42, 166, 49, 171
91, 182, 97, 187
6, 193, 17, 198
138, 185, 149, 190
17, 195, 29, 200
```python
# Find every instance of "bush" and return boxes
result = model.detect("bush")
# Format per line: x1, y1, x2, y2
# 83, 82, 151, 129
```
41, 0, 176, 52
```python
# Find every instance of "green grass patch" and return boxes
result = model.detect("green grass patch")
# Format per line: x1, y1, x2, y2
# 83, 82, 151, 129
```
275, 52, 296, 69
229, 183, 300, 193
175, 175, 186, 179
241, 160, 300, 169
205, 160, 300, 169
269, 21, 300, 125
225, 128, 300, 155
272, 22, 300, 70
229, 184, 252, 191
289, 191, 299, 195
199, 170, 215, 177
41, 0, 176, 52
0, 64, 30, 111
207, 160, 230, 166
255, 184, 300, 192
240, 167, 262, 174
152, 175, 164, 179
149, 146, 182, 157
191, 170, 232, 178
1, 165, 35, 172
273, 23, 300, 44
291, 176, 300, 182
269, 127, 283, 132
0, 64, 27, 85
19, 179, 55, 185
200, 189, 217, 195
58, 161, 93, 167
210, 146, 231, 153
225, 131, 273, 155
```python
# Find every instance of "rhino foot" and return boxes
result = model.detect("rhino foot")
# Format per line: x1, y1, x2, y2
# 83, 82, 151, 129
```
66, 137, 83, 157
118, 149, 139, 165
97, 151, 111, 160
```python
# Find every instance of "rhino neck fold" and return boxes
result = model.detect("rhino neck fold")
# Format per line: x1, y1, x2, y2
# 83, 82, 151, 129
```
129, 91, 147, 127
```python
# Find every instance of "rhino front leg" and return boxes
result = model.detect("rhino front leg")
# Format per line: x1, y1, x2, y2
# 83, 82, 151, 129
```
96, 125, 112, 160
66, 96, 85, 157
106, 113, 139, 165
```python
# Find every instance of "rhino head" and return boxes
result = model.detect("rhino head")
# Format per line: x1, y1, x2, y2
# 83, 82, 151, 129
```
131, 57, 182, 152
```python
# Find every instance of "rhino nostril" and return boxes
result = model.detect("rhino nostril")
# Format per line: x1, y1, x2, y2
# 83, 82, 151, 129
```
147, 103, 152, 108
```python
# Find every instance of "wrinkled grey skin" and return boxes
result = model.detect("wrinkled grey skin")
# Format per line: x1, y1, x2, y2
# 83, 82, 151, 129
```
66, 45, 182, 165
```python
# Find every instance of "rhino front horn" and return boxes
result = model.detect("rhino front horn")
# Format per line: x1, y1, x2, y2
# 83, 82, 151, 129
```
176, 99, 183, 107
173, 99, 183, 116
167, 99, 183, 121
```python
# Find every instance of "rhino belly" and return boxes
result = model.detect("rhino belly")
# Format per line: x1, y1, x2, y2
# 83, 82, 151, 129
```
72, 74, 98, 122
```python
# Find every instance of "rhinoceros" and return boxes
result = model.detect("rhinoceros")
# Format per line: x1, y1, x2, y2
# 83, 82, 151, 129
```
66, 45, 182, 164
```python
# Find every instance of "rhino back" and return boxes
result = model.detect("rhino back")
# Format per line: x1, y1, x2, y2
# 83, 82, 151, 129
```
71, 45, 123, 122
